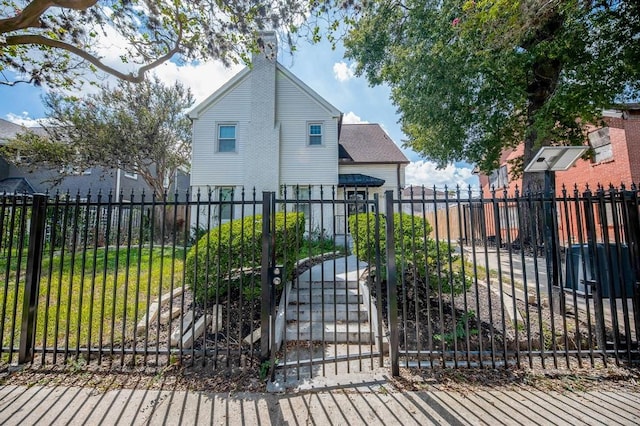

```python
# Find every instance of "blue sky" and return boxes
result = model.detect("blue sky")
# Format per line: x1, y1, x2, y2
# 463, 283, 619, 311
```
0, 36, 478, 189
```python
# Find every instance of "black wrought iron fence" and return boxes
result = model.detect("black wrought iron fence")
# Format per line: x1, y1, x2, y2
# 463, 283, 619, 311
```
385, 184, 640, 373
1, 184, 638, 377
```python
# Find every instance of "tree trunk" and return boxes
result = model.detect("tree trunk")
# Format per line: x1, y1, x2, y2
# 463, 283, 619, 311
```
519, 37, 563, 248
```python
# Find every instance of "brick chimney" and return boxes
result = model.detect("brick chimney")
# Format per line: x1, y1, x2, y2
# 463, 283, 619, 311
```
246, 31, 280, 191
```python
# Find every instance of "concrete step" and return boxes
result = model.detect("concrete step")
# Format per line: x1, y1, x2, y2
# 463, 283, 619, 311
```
288, 289, 363, 305
295, 280, 360, 290
286, 321, 374, 343
286, 303, 369, 322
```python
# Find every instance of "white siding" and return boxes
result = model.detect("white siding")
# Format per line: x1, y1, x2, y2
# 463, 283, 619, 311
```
190, 76, 251, 188
339, 163, 404, 195
277, 70, 339, 186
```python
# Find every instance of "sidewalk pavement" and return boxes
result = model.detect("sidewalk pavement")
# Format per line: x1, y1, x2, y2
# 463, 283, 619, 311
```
1, 379, 639, 425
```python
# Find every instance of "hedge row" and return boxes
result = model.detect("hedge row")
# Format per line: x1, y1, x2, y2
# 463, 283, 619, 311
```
185, 212, 305, 304
348, 212, 469, 296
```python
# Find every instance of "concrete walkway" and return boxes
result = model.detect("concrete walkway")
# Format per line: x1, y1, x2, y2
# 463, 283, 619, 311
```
1, 382, 639, 425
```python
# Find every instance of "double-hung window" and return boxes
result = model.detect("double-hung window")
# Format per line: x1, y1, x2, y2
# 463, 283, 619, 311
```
308, 123, 323, 146
218, 124, 236, 152
219, 187, 234, 221
294, 186, 312, 223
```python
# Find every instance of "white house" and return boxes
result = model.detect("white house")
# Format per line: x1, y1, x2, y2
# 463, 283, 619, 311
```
188, 32, 408, 234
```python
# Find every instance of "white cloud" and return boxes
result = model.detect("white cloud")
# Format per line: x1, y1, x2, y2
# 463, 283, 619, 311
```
50, 20, 244, 104
332, 61, 356, 82
405, 160, 479, 190
342, 111, 369, 124
4, 112, 45, 127
153, 60, 243, 104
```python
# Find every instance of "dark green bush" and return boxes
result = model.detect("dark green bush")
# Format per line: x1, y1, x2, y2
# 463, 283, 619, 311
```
349, 212, 469, 296
185, 212, 304, 305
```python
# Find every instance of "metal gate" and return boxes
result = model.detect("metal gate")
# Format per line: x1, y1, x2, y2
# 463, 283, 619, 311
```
260, 189, 386, 383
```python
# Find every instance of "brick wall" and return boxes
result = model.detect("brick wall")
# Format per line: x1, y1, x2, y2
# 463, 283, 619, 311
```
558, 116, 632, 192
479, 110, 639, 196
624, 110, 640, 184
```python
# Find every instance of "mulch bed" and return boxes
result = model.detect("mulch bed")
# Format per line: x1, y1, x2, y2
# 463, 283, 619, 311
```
367, 269, 625, 366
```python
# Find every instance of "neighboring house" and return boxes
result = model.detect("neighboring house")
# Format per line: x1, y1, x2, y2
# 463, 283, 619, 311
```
476, 104, 640, 245
188, 31, 408, 234
478, 104, 640, 197
0, 118, 189, 198
401, 186, 450, 216
401, 185, 479, 243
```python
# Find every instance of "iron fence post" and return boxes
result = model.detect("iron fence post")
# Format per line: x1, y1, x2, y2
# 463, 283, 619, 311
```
583, 190, 607, 353
374, 194, 384, 366
260, 191, 273, 360
621, 188, 640, 344
19, 194, 47, 364
384, 190, 399, 376
543, 171, 563, 315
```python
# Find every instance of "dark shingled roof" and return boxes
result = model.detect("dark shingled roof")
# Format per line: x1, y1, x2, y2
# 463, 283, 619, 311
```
402, 186, 447, 198
0, 118, 24, 141
0, 118, 46, 142
0, 177, 35, 194
339, 124, 409, 164
338, 174, 385, 187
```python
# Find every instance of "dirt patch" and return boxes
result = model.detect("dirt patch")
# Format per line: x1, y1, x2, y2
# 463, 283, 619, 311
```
369, 269, 625, 366
390, 363, 640, 393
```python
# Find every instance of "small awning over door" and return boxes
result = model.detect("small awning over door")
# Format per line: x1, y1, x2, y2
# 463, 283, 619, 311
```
338, 174, 385, 187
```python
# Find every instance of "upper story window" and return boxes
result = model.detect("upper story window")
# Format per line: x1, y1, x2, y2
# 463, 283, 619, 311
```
218, 124, 237, 152
489, 165, 508, 189
588, 127, 613, 163
308, 123, 323, 146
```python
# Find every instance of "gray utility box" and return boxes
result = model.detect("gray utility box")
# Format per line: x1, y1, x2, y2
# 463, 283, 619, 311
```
564, 243, 635, 298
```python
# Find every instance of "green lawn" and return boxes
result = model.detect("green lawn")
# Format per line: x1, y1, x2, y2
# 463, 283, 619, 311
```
1, 236, 345, 359
1, 247, 185, 354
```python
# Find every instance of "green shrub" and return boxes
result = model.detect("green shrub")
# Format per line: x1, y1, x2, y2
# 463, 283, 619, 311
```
185, 212, 304, 305
349, 212, 469, 296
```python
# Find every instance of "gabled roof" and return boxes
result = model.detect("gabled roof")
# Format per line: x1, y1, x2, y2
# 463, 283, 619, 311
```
188, 63, 342, 119
0, 177, 35, 194
188, 67, 251, 119
339, 124, 409, 164
402, 185, 447, 198
276, 64, 342, 117
0, 119, 25, 142
0, 118, 47, 142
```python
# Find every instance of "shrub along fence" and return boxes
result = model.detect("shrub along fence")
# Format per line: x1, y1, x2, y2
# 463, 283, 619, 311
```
0, 184, 638, 377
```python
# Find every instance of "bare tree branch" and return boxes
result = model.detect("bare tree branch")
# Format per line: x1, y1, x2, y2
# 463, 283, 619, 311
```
0, 0, 98, 34
4, 33, 181, 82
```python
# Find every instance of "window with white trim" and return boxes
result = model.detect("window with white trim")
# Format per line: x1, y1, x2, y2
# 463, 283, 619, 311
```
588, 127, 613, 163
124, 170, 138, 179
488, 165, 508, 188
347, 190, 367, 216
308, 123, 323, 146
219, 187, 234, 221
218, 124, 237, 152
294, 186, 312, 224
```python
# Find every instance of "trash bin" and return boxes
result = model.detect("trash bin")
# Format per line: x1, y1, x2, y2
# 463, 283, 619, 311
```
564, 243, 635, 298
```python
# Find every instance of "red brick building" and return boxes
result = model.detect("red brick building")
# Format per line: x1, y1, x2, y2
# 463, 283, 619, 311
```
475, 105, 640, 245
478, 104, 640, 196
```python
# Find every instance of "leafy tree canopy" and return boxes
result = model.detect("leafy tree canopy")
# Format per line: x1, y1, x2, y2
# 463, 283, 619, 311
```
0, 0, 308, 87
341, 0, 640, 177
2, 76, 193, 195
